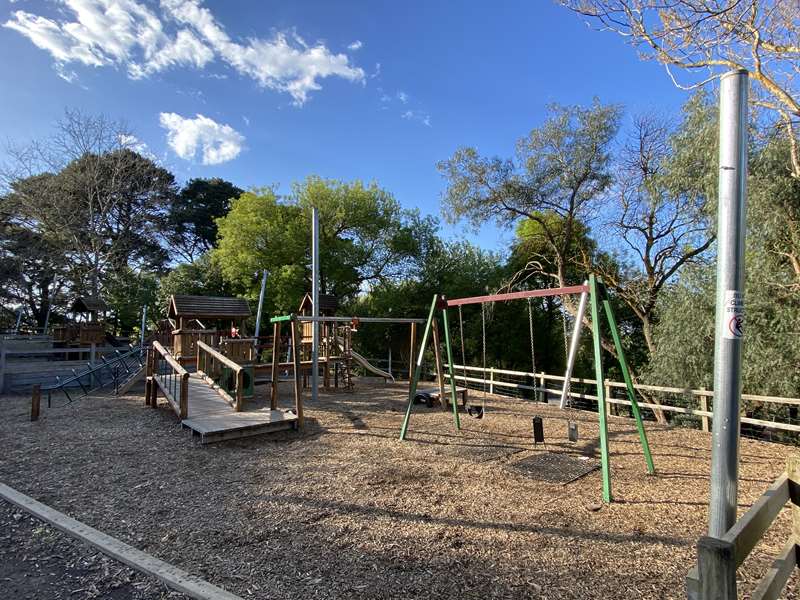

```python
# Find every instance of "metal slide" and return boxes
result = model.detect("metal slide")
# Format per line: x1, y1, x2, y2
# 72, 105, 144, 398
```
335, 337, 395, 382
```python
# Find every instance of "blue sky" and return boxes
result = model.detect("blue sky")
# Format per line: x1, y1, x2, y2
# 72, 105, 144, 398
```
0, 0, 690, 253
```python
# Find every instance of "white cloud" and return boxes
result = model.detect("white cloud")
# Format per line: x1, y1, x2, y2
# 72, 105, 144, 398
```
242, 115, 250, 126
4, 1, 213, 80
118, 133, 147, 153
161, 0, 365, 104
401, 109, 431, 127
5, 0, 364, 104
396, 90, 408, 104
347, 40, 362, 51
159, 112, 244, 165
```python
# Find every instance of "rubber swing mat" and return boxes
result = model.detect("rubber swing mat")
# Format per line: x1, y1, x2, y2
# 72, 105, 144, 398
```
430, 442, 525, 463
507, 452, 600, 484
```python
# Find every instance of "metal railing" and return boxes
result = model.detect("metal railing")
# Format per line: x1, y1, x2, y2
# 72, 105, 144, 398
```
40, 345, 144, 406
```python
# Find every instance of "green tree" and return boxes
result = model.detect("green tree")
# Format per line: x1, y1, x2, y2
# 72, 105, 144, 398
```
214, 178, 438, 313
438, 100, 621, 289
157, 254, 235, 312
166, 178, 243, 262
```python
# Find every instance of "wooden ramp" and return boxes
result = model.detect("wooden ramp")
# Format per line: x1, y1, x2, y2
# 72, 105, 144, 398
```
179, 374, 298, 444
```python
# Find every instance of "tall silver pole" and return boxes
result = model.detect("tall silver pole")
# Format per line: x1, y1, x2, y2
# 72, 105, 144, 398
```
311, 208, 320, 403
708, 69, 748, 538
559, 286, 588, 409
140, 305, 147, 348
254, 270, 267, 339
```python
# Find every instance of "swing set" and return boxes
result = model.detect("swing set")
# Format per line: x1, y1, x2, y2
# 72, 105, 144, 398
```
399, 274, 655, 503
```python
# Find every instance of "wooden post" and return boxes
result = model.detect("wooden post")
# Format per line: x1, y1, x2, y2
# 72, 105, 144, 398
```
0, 348, 7, 394
700, 387, 710, 432
605, 379, 612, 417
788, 455, 800, 550
30, 384, 40, 421
291, 319, 304, 429
489, 368, 495, 395
270, 322, 280, 410
538, 372, 545, 402
408, 322, 417, 382
179, 373, 188, 419
696, 536, 737, 600
235, 370, 244, 412
431, 319, 447, 408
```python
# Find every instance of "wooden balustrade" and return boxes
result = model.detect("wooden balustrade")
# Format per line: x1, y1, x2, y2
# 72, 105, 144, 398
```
146, 341, 189, 419
196, 341, 244, 411
686, 455, 800, 600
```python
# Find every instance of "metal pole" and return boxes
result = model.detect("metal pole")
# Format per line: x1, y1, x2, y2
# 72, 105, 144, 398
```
139, 305, 147, 348
559, 285, 588, 409
311, 207, 320, 403
254, 270, 267, 339
709, 69, 748, 538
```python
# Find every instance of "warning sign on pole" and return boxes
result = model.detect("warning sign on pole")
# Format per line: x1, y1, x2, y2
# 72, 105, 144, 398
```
723, 290, 744, 339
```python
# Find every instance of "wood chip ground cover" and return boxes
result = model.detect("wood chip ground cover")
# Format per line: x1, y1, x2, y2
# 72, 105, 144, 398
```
0, 380, 797, 599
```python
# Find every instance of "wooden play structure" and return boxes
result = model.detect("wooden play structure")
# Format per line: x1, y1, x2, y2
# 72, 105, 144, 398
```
167, 294, 252, 361
52, 296, 109, 347
144, 292, 420, 443
400, 275, 656, 504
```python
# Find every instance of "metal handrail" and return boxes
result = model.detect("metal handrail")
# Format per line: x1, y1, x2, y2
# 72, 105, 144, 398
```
41, 345, 144, 405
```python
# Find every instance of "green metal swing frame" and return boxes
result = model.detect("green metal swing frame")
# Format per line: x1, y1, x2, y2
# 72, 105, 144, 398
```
399, 274, 655, 503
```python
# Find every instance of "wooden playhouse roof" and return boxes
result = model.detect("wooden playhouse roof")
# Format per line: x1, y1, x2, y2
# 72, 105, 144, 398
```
298, 293, 339, 314
71, 296, 108, 313
168, 295, 251, 320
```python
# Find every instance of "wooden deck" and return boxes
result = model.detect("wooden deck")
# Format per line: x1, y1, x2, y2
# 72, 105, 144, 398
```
175, 374, 298, 444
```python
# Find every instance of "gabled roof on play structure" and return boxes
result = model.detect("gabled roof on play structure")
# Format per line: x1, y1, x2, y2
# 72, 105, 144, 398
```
71, 296, 108, 313
168, 295, 251, 320
298, 292, 339, 315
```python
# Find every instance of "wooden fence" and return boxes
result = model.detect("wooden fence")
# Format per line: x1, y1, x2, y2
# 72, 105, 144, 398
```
441, 364, 800, 437
0, 345, 128, 394
686, 456, 799, 600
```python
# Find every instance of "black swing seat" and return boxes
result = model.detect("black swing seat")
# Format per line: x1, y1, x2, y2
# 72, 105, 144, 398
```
467, 405, 484, 419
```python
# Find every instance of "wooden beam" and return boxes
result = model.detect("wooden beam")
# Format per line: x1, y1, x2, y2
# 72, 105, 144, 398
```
0, 482, 242, 600
723, 474, 790, 567
30, 384, 40, 421
751, 537, 797, 600
291, 319, 304, 429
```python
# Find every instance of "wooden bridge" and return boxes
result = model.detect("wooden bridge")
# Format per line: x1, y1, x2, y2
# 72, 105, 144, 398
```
145, 342, 301, 444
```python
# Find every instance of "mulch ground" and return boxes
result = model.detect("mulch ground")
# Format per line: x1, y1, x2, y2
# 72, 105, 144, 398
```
0, 380, 797, 600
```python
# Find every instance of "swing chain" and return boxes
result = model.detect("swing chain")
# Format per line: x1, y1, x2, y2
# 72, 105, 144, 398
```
481, 302, 487, 402
458, 305, 468, 391
527, 297, 537, 377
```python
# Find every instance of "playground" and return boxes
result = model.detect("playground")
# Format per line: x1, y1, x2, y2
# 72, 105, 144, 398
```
0, 379, 796, 599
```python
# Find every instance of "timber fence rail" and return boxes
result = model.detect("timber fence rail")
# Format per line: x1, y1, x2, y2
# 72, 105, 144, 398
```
441, 363, 800, 440
686, 455, 800, 600
147, 342, 189, 419
196, 341, 244, 411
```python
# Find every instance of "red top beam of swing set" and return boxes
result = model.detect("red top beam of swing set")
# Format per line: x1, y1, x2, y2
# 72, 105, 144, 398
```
442, 284, 589, 307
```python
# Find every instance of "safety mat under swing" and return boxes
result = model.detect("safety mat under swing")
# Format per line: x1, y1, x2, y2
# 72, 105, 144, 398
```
506, 452, 600, 484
